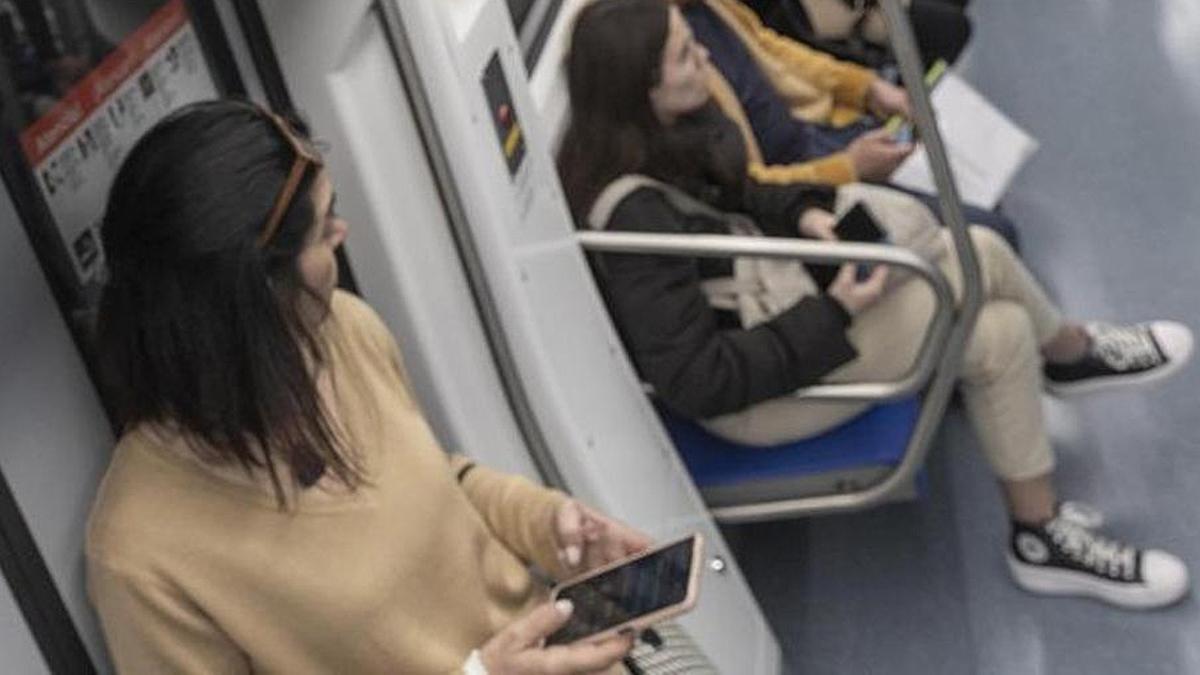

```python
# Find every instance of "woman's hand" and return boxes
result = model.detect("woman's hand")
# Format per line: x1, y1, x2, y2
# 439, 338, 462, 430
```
554, 500, 652, 573
479, 600, 635, 674
846, 128, 914, 182
866, 79, 911, 118
827, 263, 889, 316
801, 208, 889, 315
798, 208, 837, 241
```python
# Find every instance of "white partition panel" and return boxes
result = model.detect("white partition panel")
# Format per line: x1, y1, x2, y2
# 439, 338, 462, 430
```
259, 0, 782, 670
257, 0, 541, 479
0, 187, 112, 670
399, 3, 779, 669
0, 579, 48, 675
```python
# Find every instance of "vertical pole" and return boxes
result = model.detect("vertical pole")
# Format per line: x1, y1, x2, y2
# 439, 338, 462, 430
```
877, 0, 982, 317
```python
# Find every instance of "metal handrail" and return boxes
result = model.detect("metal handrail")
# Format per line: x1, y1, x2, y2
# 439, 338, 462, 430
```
698, 0, 985, 521
576, 231, 954, 401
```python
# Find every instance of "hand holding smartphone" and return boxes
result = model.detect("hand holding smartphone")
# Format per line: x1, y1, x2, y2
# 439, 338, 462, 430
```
809, 202, 888, 289
545, 534, 703, 646
477, 600, 634, 674
879, 58, 949, 145
883, 115, 913, 144
835, 202, 888, 281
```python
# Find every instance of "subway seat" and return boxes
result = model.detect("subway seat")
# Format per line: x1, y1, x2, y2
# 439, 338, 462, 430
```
659, 398, 922, 510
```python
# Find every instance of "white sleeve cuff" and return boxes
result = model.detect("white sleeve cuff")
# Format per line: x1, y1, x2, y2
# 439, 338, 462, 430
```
463, 649, 489, 675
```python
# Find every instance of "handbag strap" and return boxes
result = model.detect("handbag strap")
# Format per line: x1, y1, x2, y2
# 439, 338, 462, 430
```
585, 174, 794, 318
587, 175, 664, 230
587, 174, 759, 235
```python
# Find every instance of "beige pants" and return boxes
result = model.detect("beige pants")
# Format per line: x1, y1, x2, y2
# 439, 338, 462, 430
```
703, 227, 1062, 482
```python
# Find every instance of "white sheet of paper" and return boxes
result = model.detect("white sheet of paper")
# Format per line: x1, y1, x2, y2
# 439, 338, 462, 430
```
890, 72, 1039, 210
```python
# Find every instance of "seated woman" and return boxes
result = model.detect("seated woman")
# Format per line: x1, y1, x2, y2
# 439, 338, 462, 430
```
559, 0, 1193, 609
674, 0, 1021, 248
87, 100, 643, 673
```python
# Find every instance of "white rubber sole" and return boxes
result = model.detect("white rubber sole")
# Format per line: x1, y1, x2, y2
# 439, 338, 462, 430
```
1007, 554, 1189, 610
1045, 321, 1193, 397
1045, 358, 1185, 397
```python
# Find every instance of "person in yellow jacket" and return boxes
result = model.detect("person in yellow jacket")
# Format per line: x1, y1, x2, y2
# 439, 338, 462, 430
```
678, 0, 1020, 247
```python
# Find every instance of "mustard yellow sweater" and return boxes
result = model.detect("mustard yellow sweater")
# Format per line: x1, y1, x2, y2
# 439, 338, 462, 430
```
86, 291, 571, 673
698, 0, 879, 186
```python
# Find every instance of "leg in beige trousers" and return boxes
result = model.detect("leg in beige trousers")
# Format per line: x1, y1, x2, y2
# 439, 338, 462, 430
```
703, 226, 1062, 484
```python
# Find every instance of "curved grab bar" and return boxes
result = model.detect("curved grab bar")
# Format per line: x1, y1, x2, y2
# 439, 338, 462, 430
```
575, 231, 955, 402
701, 0, 987, 521
580, 0, 986, 520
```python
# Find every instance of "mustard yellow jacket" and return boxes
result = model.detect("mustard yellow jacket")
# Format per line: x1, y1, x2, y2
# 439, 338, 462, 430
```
696, 0, 880, 186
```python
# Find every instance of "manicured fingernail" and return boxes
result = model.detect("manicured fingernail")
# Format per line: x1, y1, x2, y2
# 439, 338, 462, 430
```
566, 545, 581, 566
555, 599, 574, 616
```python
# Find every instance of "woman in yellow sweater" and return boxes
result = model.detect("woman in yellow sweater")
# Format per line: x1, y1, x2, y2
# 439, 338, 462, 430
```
87, 100, 642, 674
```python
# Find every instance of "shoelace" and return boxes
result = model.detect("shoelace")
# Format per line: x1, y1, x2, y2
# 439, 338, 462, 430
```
1058, 501, 1104, 529
1089, 323, 1163, 372
1045, 517, 1137, 581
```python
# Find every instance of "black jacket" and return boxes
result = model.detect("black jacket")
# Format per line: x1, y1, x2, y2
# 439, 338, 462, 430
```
593, 180, 859, 419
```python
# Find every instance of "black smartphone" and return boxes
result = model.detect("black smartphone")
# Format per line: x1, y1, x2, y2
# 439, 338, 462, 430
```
545, 534, 703, 646
834, 202, 886, 244
810, 202, 887, 288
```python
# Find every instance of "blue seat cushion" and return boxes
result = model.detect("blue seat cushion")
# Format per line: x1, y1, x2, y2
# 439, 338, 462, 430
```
659, 398, 921, 489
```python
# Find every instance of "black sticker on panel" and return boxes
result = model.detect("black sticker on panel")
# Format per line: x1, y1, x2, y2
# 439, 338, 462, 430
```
481, 52, 525, 177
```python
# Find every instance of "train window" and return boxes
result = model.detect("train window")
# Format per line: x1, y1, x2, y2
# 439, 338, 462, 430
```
505, 0, 564, 71
0, 0, 244, 419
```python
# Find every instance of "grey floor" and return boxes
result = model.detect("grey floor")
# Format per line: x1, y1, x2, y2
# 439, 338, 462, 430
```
729, 2, 1200, 673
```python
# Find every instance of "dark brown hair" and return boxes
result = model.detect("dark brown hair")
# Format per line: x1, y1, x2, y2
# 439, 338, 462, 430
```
557, 0, 747, 220
97, 100, 361, 506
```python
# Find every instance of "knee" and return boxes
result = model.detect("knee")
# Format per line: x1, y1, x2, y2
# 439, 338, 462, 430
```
965, 302, 1038, 382
968, 225, 1015, 261
967, 225, 1022, 277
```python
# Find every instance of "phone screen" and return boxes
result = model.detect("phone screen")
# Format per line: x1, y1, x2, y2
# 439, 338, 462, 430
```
810, 203, 887, 288
545, 537, 695, 645
834, 203, 886, 243
836, 203, 886, 281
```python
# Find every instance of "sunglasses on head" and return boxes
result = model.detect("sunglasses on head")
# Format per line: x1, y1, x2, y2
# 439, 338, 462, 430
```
257, 110, 324, 248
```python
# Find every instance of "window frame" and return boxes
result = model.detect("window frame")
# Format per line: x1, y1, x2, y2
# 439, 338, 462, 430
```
508, 0, 566, 72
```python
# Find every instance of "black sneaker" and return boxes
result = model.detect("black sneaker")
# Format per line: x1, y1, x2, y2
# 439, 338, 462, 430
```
1044, 321, 1192, 397
1007, 515, 1189, 609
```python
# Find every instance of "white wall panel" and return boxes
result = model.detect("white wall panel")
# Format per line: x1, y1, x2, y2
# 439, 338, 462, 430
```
0, 187, 112, 671
0, 578, 48, 675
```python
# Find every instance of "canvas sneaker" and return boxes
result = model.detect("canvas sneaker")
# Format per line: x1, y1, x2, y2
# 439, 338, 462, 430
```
1044, 321, 1192, 397
1008, 515, 1189, 609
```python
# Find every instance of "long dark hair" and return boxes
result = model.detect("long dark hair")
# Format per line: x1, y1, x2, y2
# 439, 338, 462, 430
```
557, 0, 746, 220
97, 99, 361, 505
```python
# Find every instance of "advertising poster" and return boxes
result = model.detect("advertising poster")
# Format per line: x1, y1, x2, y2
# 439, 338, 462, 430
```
16, 0, 219, 284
